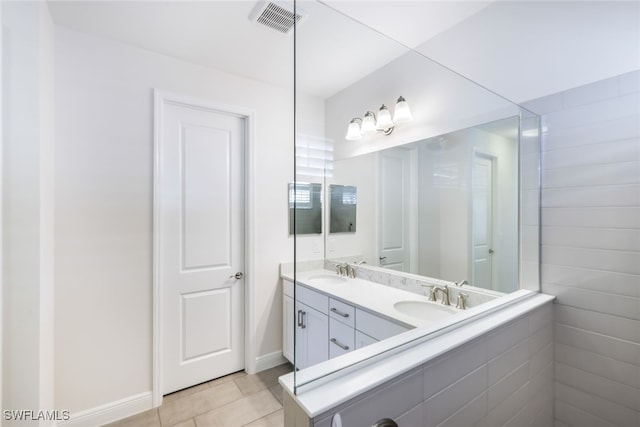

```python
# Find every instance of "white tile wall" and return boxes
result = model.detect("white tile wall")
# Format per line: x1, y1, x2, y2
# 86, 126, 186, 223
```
423, 305, 554, 427
525, 69, 640, 427
308, 302, 554, 427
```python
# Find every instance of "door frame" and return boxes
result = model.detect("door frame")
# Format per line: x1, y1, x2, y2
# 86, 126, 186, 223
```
152, 90, 256, 407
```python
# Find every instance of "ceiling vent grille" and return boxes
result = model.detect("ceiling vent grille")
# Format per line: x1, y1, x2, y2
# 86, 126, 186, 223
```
250, 1, 306, 35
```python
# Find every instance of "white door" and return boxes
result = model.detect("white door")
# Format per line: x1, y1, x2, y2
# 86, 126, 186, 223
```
158, 98, 245, 394
378, 148, 412, 272
472, 153, 495, 289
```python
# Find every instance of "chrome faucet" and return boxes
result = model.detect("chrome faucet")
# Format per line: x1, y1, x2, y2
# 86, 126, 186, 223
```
433, 285, 451, 306
346, 264, 356, 278
335, 263, 355, 278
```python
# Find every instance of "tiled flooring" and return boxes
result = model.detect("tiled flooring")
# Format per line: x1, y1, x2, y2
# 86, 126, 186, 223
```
104, 363, 292, 427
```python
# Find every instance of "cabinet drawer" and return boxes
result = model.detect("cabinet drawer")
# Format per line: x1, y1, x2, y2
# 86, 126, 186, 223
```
329, 318, 355, 359
356, 308, 409, 341
329, 298, 355, 328
296, 285, 328, 314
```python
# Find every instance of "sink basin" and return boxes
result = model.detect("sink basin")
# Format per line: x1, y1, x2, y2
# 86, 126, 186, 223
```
393, 300, 458, 321
306, 274, 348, 285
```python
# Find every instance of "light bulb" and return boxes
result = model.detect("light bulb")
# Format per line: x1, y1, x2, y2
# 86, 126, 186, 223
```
393, 96, 412, 123
345, 119, 362, 140
376, 105, 394, 131
361, 111, 376, 135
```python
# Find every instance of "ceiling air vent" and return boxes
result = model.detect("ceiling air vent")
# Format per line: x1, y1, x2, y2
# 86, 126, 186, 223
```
250, 1, 306, 35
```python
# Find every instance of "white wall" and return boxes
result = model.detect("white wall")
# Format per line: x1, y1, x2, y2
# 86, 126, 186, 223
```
525, 70, 640, 426
53, 25, 322, 416
2, 0, 55, 423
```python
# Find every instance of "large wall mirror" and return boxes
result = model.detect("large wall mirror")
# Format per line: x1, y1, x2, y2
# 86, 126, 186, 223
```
325, 116, 521, 293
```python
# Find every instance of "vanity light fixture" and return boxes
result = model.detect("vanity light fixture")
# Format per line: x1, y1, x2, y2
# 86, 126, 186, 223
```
345, 96, 412, 141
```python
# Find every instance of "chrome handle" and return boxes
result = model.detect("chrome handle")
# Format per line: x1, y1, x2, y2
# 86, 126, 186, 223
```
330, 338, 350, 351
229, 272, 244, 279
330, 307, 349, 318
489, 249, 494, 254
300, 311, 306, 329
297, 310, 302, 327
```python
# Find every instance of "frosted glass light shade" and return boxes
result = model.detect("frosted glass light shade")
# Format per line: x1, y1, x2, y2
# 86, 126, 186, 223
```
345, 119, 362, 140
376, 105, 394, 130
393, 96, 412, 123
361, 111, 377, 135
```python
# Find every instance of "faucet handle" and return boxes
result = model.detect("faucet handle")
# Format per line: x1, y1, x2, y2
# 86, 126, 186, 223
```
420, 284, 437, 301
456, 292, 469, 310
346, 264, 356, 278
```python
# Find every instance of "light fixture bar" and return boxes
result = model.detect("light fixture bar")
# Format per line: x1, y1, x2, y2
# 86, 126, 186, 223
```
345, 96, 412, 141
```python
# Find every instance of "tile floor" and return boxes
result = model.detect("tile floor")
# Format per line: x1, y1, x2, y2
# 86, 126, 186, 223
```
104, 363, 293, 427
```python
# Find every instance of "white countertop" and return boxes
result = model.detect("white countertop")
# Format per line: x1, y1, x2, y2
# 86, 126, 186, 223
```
281, 269, 461, 328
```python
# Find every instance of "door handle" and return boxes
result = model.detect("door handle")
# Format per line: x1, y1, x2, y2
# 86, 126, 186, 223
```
297, 310, 303, 327
379, 256, 387, 263
488, 249, 494, 254
229, 272, 244, 279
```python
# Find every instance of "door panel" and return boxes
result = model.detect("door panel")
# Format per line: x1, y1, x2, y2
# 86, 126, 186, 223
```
182, 124, 231, 269
159, 99, 245, 394
182, 289, 231, 361
472, 153, 494, 289
378, 148, 412, 272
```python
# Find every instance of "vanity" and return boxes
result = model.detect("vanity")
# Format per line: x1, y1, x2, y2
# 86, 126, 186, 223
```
283, 270, 414, 369
281, 263, 507, 370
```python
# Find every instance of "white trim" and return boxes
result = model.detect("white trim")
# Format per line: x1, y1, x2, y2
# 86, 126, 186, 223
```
255, 351, 288, 373
152, 89, 257, 405
56, 392, 152, 427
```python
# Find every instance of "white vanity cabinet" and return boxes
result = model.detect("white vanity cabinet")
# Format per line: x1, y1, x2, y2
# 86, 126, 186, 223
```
282, 277, 410, 369
283, 279, 329, 369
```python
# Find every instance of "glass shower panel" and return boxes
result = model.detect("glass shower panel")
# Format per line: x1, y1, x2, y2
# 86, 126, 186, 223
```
292, 0, 539, 394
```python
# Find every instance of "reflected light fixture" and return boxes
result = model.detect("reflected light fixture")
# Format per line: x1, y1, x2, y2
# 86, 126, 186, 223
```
345, 96, 412, 141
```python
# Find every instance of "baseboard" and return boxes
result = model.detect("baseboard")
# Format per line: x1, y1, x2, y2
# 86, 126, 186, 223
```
56, 392, 152, 427
255, 351, 288, 373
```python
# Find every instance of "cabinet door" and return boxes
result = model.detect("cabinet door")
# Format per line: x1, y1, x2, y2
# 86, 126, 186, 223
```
283, 295, 295, 364
295, 301, 329, 369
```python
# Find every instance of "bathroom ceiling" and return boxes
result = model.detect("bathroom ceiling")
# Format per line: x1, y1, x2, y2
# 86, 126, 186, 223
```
48, 1, 639, 103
